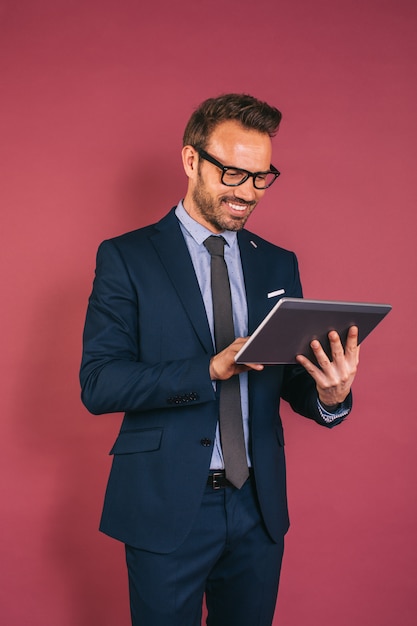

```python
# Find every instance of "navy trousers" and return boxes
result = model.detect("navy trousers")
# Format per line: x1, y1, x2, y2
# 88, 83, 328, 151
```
125, 475, 285, 626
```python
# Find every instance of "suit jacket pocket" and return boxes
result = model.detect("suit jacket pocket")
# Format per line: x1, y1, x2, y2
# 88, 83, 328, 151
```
109, 428, 163, 455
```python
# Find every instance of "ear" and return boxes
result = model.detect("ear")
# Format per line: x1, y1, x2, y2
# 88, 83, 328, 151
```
182, 145, 198, 179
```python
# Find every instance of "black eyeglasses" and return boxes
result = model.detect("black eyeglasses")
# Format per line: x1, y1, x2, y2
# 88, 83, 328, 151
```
196, 147, 280, 189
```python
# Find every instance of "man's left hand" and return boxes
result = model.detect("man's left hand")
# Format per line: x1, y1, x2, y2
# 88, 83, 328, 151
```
295, 326, 360, 408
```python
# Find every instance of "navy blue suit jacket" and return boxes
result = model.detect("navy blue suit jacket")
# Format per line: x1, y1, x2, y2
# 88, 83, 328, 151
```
80, 208, 349, 553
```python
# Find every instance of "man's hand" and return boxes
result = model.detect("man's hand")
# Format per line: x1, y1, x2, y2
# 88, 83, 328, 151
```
295, 326, 360, 407
209, 337, 264, 381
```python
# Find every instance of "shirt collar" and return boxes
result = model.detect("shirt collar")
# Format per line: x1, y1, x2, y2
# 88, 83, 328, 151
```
175, 200, 237, 249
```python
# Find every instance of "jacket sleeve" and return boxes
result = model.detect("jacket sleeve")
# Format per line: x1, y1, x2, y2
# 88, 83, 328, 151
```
79, 240, 216, 415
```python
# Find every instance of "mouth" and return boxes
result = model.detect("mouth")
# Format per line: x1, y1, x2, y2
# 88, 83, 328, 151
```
222, 198, 255, 214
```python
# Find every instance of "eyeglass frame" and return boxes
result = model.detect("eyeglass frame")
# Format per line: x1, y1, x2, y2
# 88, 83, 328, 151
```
195, 147, 280, 189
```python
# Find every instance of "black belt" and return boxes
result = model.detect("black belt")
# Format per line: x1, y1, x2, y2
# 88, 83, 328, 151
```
207, 469, 253, 490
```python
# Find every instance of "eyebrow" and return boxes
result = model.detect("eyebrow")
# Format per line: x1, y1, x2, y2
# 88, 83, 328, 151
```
197, 148, 276, 174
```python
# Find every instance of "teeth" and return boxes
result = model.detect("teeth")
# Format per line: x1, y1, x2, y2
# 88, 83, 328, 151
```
228, 202, 247, 212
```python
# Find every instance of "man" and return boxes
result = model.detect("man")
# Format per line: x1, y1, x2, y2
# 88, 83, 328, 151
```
80, 93, 359, 626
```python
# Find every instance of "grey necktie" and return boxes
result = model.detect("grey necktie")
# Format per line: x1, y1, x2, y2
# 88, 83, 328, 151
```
204, 235, 249, 489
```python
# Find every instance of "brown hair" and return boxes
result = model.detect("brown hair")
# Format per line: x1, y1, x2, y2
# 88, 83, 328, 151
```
183, 93, 282, 149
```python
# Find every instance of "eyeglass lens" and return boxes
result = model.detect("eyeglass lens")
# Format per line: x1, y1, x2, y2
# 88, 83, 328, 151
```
222, 169, 277, 189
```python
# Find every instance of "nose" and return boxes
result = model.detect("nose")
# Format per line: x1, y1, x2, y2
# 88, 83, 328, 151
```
233, 177, 259, 202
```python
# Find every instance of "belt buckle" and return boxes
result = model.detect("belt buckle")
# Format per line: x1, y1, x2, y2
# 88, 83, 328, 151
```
212, 472, 223, 490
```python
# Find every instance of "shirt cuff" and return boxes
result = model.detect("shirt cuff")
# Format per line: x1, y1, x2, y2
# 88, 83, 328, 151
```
317, 398, 351, 423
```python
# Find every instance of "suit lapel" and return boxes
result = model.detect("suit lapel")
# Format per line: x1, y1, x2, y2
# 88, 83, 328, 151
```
149, 212, 282, 352
150, 209, 214, 354
238, 231, 276, 335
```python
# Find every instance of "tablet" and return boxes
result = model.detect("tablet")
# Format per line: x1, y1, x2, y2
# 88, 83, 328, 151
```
234, 298, 392, 365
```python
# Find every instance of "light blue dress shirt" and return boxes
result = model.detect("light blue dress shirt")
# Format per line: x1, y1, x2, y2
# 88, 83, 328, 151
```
175, 201, 251, 469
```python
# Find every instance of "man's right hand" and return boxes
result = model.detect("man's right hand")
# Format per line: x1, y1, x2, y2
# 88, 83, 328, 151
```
209, 337, 264, 381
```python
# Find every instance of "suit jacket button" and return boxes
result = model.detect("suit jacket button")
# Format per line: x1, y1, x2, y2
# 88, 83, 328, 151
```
200, 438, 212, 447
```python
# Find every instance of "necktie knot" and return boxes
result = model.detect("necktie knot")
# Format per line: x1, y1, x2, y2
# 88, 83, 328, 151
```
204, 235, 226, 258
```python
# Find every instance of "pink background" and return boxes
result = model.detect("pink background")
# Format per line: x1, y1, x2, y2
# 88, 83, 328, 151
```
1, 1, 416, 624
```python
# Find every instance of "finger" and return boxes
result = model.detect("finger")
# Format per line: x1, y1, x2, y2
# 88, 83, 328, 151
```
295, 353, 317, 373
244, 362, 264, 371
345, 325, 359, 352
339, 327, 360, 369
327, 330, 345, 361
295, 354, 327, 387
232, 337, 250, 349
310, 339, 333, 370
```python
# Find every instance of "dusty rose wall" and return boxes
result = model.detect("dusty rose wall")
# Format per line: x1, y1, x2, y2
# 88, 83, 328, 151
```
1, 1, 416, 624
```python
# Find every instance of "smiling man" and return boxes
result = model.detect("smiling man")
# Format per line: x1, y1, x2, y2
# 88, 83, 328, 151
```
80, 93, 359, 626
183, 119, 273, 232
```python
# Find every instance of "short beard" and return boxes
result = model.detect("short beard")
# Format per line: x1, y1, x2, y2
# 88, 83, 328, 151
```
192, 170, 255, 232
